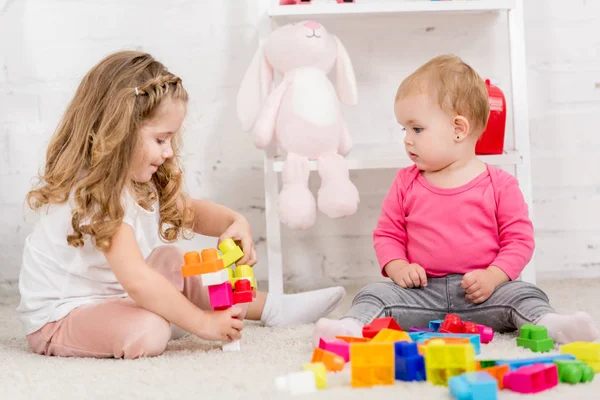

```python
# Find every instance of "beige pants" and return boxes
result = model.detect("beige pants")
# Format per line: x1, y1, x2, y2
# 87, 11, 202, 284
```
27, 245, 217, 359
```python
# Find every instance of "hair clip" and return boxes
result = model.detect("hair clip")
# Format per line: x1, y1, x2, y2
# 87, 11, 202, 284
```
135, 87, 139, 96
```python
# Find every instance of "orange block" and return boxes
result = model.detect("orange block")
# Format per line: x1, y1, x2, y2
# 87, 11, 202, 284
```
311, 348, 345, 372
350, 342, 395, 388
423, 337, 470, 346
181, 249, 224, 277
483, 365, 509, 390
336, 336, 371, 343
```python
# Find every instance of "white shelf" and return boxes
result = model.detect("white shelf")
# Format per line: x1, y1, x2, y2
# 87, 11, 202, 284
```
269, 143, 521, 172
269, 0, 516, 18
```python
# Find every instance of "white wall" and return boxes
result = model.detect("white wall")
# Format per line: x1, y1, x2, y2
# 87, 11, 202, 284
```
1, 0, 599, 294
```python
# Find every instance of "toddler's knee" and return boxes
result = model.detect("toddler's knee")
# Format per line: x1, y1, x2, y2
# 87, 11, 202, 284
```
123, 312, 171, 359
354, 281, 396, 302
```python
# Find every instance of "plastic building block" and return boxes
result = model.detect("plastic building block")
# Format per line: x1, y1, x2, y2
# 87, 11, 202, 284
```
218, 238, 244, 268
425, 339, 476, 386
362, 317, 401, 339
410, 326, 434, 333
222, 340, 240, 352
409, 331, 428, 342
275, 371, 317, 394
319, 338, 349, 362
371, 328, 412, 343
503, 364, 558, 394
335, 335, 370, 343
429, 319, 444, 332
480, 365, 509, 390
394, 342, 426, 382
495, 354, 575, 370
440, 314, 464, 333
208, 281, 234, 309
350, 342, 395, 388
561, 342, 600, 373
232, 279, 253, 304
181, 249, 224, 277
336, 0, 354, 3
440, 314, 491, 338
230, 264, 257, 290
449, 371, 498, 400
477, 360, 497, 369
516, 324, 554, 352
200, 268, 230, 286
417, 332, 481, 355
302, 362, 327, 389
477, 324, 494, 344
311, 348, 345, 372
554, 360, 594, 384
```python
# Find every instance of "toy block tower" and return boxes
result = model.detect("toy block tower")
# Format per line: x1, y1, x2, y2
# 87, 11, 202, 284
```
181, 238, 257, 351
425, 339, 476, 386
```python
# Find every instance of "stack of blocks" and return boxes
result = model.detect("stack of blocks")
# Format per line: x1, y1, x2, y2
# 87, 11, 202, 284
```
275, 312, 599, 396
181, 238, 257, 351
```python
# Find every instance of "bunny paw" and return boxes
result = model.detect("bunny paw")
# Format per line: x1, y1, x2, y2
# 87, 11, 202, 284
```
318, 179, 359, 219
279, 184, 316, 229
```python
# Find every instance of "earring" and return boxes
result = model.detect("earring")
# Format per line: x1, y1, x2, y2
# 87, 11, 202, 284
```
456, 135, 460, 139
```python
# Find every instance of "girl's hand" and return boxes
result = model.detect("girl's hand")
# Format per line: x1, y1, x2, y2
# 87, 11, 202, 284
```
461, 266, 509, 303
196, 307, 244, 342
218, 216, 257, 266
384, 260, 428, 288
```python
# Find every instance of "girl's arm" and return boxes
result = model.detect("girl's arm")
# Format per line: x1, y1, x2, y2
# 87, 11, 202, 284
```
183, 195, 257, 265
104, 222, 243, 341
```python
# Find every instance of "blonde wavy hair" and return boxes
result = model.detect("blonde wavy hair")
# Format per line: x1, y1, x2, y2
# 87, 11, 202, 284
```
26, 50, 194, 251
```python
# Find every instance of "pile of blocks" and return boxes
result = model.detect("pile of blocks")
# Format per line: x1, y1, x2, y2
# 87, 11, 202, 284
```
180, 238, 257, 351
276, 313, 599, 397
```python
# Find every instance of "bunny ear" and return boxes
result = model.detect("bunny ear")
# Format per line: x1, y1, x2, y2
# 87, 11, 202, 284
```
333, 35, 358, 106
237, 42, 274, 132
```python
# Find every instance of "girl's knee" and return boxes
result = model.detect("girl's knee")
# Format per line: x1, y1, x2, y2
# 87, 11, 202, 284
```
354, 281, 396, 302
123, 312, 171, 359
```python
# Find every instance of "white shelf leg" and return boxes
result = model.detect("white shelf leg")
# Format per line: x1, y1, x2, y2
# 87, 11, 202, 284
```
263, 152, 284, 294
508, 0, 536, 285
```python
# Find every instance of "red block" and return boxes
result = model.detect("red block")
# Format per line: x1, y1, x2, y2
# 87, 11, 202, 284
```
362, 317, 402, 339
440, 314, 463, 334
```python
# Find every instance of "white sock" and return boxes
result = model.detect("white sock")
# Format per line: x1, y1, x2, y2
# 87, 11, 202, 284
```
312, 317, 363, 348
260, 286, 346, 327
535, 311, 599, 344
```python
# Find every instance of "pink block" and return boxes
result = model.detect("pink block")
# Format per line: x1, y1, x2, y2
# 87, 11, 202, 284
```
208, 282, 234, 309
504, 364, 558, 394
477, 324, 494, 344
319, 338, 350, 363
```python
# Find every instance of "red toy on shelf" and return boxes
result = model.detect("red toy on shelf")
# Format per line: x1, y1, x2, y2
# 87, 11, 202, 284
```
476, 79, 506, 155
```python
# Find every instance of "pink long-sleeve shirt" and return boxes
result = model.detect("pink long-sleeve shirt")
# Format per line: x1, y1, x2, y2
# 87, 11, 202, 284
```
373, 164, 534, 280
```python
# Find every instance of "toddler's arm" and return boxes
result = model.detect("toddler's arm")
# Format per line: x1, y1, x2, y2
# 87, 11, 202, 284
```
491, 173, 535, 280
373, 171, 409, 276
105, 223, 243, 342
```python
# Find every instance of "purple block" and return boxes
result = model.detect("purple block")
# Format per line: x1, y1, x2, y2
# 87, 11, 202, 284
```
409, 326, 434, 333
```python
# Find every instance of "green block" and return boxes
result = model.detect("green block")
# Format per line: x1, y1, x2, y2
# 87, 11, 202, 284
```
478, 360, 497, 368
555, 360, 595, 384
516, 324, 554, 353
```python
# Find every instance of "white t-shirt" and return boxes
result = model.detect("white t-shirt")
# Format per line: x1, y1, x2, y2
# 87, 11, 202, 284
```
17, 190, 162, 335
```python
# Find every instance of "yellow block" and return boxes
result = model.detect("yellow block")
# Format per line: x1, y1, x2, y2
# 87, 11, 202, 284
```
302, 362, 327, 389
425, 340, 476, 386
230, 264, 258, 290
218, 238, 244, 268
561, 342, 600, 373
350, 343, 395, 388
371, 328, 412, 343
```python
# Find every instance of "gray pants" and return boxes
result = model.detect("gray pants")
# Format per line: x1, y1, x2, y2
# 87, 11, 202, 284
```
343, 274, 555, 333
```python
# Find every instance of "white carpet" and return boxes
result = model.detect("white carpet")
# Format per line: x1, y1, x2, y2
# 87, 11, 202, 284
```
1, 279, 600, 400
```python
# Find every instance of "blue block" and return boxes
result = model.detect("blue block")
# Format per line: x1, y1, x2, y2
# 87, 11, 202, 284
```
408, 331, 428, 341
449, 372, 498, 400
429, 319, 444, 332
495, 354, 575, 370
417, 332, 481, 355
394, 342, 426, 381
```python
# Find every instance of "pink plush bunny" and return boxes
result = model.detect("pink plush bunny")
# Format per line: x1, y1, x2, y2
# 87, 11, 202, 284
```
237, 20, 360, 229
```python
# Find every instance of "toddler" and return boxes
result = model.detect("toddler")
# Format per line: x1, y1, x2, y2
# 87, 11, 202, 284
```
17, 50, 345, 359
314, 54, 598, 346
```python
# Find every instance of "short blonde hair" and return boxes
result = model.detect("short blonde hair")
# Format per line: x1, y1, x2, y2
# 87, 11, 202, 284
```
395, 54, 490, 136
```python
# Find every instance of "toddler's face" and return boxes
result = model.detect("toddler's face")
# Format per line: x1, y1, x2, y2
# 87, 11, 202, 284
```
131, 96, 186, 183
394, 93, 459, 172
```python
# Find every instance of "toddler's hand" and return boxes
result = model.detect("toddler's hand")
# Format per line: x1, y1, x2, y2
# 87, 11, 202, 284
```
218, 217, 257, 266
197, 307, 244, 342
461, 267, 508, 303
385, 260, 428, 288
